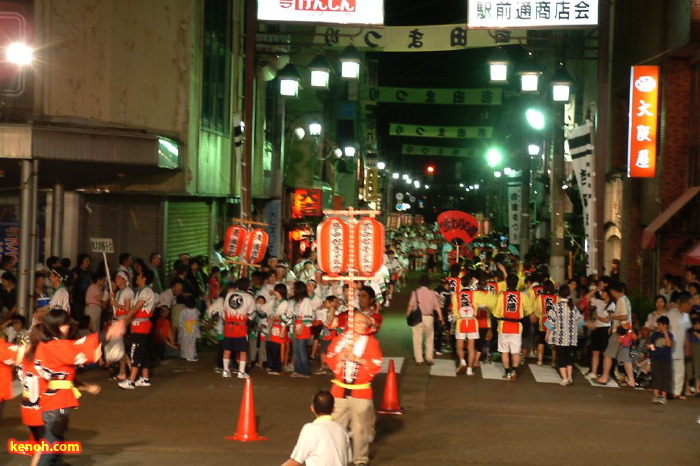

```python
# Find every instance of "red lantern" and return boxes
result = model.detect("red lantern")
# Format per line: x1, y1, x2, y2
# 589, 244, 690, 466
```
355, 218, 385, 277
437, 211, 479, 246
317, 217, 349, 276
245, 228, 268, 264
224, 226, 247, 257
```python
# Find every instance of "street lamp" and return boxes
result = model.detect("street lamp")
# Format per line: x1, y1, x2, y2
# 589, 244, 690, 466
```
343, 145, 356, 157
278, 63, 302, 97
308, 121, 322, 137
528, 144, 540, 156
551, 62, 574, 102
526, 108, 546, 130
307, 53, 333, 89
392, 172, 399, 179
488, 47, 509, 83
518, 53, 541, 93
339, 44, 361, 80
486, 148, 503, 167
6, 42, 33, 66
377, 162, 386, 170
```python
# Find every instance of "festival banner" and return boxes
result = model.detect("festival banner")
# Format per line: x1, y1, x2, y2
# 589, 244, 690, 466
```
569, 122, 598, 275
313, 24, 499, 52
507, 183, 522, 245
0, 222, 19, 260
390, 124, 493, 139
264, 200, 282, 257
402, 145, 474, 157
361, 87, 502, 106
468, 1, 599, 29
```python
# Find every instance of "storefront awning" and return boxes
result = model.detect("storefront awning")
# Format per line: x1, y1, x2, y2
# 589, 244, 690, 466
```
641, 186, 700, 249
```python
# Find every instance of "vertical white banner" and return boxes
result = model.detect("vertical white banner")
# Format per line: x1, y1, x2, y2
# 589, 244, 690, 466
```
568, 122, 597, 276
507, 183, 522, 245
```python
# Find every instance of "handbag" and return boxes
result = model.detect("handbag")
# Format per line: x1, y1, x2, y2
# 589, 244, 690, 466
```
406, 291, 423, 327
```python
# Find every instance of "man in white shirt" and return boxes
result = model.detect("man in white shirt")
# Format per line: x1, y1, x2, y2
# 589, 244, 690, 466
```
282, 391, 351, 466
667, 292, 693, 398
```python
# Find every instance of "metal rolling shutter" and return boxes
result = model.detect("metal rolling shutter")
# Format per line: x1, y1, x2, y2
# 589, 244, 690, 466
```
80, 196, 162, 268
164, 200, 211, 276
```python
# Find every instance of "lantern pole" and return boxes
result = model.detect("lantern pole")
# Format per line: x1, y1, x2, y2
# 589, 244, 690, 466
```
320, 207, 381, 338
229, 217, 269, 278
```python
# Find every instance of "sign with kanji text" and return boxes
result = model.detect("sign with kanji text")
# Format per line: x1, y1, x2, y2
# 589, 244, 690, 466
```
258, 0, 384, 25
390, 124, 493, 139
468, 1, 598, 29
292, 189, 323, 219
90, 238, 114, 254
627, 66, 659, 178
507, 184, 522, 245
362, 87, 502, 105
402, 145, 474, 157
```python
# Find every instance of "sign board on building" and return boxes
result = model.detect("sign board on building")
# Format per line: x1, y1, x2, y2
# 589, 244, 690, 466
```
627, 66, 659, 178
90, 238, 114, 253
390, 124, 493, 139
0, 222, 19, 260
258, 0, 384, 26
292, 189, 323, 219
467, 1, 598, 29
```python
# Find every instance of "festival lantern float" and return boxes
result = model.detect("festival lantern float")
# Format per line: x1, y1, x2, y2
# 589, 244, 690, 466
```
316, 217, 350, 277
245, 229, 269, 264
224, 225, 247, 257
355, 217, 385, 277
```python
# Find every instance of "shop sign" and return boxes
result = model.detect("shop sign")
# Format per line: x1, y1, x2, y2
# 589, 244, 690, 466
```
258, 0, 384, 26
467, 1, 598, 29
292, 189, 323, 218
627, 66, 659, 178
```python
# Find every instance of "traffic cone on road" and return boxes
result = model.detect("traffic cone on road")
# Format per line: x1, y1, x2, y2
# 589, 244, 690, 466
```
225, 377, 268, 442
377, 359, 405, 415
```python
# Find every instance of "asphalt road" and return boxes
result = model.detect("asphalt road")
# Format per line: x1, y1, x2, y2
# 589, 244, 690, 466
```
2, 276, 700, 465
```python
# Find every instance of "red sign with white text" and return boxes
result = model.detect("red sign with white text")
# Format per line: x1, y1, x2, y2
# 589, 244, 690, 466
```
628, 66, 659, 178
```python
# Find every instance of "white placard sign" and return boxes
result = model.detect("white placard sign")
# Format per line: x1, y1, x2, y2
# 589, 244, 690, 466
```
467, 1, 598, 29
90, 238, 114, 253
258, 0, 384, 25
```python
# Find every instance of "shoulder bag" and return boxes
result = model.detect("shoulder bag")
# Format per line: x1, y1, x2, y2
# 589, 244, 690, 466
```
407, 290, 423, 327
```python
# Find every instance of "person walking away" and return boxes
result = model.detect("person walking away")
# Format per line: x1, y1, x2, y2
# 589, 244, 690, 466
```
281, 391, 352, 466
649, 315, 674, 403
532, 279, 558, 367
326, 313, 383, 466
221, 277, 256, 379
291, 281, 314, 378
492, 274, 534, 381
179, 296, 201, 361
407, 275, 443, 366
454, 274, 494, 375
85, 272, 107, 333
267, 284, 291, 375
545, 285, 584, 386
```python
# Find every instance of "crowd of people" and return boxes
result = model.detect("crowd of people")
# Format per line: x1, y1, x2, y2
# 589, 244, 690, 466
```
1, 233, 700, 464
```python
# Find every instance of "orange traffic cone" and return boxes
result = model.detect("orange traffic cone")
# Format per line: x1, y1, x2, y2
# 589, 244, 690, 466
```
377, 359, 405, 415
225, 377, 268, 442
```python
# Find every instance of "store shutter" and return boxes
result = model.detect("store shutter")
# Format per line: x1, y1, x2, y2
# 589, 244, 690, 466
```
164, 200, 211, 277
80, 196, 162, 270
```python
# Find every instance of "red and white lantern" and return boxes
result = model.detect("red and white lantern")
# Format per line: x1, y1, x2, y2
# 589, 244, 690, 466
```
355, 217, 385, 277
245, 228, 268, 264
317, 217, 349, 276
224, 225, 247, 257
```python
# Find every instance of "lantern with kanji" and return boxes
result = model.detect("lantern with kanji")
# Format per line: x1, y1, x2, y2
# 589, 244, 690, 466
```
355, 217, 385, 277
316, 217, 350, 276
224, 225, 247, 257
245, 228, 269, 264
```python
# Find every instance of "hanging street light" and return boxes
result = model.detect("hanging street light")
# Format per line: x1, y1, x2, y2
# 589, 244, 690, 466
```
339, 44, 361, 79
518, 53, 541, 93
278, 63, 302, 97
551, 62, 574, 102
488, 47, 509, 83
486, 147, 503, 167
343, 145, 356, 157
528, 144, 541, 156
308, 121, 322, 137
526, 108, 546, 130
307, 53, 333, 89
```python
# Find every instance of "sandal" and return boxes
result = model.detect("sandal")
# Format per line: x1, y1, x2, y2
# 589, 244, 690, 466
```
109, 375, 126, 382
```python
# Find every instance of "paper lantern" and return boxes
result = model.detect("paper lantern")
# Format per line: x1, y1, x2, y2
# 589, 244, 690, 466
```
355, 218, 385, 277
224, 226, 247, 257
317, 217, 349, 276
245, 228, 268, 264
479, 219, 492, 236
437, 211, 479, 246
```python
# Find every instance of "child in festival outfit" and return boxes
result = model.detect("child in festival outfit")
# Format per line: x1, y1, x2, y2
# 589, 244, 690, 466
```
249, 295, 269, 370
267, 283, 291, 375
221, 277, 256, 379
